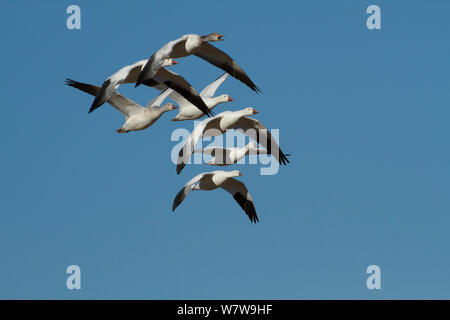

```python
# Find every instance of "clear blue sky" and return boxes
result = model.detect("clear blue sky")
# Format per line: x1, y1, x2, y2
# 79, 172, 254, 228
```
0, 0, 449, 299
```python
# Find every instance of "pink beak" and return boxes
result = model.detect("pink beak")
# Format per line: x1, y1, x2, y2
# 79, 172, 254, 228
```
252, 108, 259, 114
172, 59, 179, 65
228, 96, 234, 102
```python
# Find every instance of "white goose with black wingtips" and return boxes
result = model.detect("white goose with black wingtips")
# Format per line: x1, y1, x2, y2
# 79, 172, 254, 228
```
172, 170, 259, 223
88, 58, 177, 113
135, 33, 260, 96
66, 79, 177, 133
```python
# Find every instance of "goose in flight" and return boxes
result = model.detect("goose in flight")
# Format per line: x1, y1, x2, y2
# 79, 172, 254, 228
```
135, 33, 260, 94
88, 59, 212, 117
66, 79, 177, 133
193, 142, 267, 166
167, 73, 233, 121
176, 109, 290, 174
172, 170, 259, 223
88, 58, 176, 113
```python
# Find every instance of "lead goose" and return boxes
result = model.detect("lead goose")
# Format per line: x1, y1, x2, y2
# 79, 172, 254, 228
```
160, 73, 233, 121
172, 170, 259, 223
135, 33, 260, 94
87, 59, 211, 117
176, 108, 290, 174
66, 79, 176, 133
194, 142, 267, 165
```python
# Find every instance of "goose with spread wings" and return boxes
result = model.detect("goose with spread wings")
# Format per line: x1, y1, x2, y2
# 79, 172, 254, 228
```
87, 58, 175, 113
176, 108, 290, 174
172, 170, 259, 223
135, 33, 260, 94
86, 59, 211, 117
66, 79, 177, 133
158, 73, 233, 121
194, 142, 267, 166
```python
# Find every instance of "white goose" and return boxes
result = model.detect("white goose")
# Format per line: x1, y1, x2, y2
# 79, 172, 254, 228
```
172, 170, 259, 223
176, 108, 290, 174
171, 73, 233, 121
194, 142, 267, 166
89, 58, 176, 113
88, 59, 211, 117
66, 79, 177, 133
135, 33, 260, 93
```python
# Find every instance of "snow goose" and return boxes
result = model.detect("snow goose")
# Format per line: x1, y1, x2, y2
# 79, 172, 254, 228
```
88, 58, 177, 113
135, 33, 260, 93
168, 73, 233, 121
176, 108, 290, 174
87, 59, 211, 117
172, 170, 259, 223
66, 79, 176, 133
194, 142, 267, 165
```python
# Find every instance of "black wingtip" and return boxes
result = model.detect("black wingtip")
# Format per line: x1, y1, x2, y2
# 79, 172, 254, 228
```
278, 151, 290, 166
89, 102, 99, 114
65, 78, 75, 86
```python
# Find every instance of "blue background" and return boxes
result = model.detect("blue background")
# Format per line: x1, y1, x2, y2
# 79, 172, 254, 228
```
0, 0, 449, 299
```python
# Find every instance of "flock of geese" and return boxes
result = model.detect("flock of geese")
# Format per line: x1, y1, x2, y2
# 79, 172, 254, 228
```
66, 33, 290, 223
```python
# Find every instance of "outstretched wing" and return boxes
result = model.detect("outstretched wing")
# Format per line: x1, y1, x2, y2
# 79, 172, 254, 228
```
136, 36, 188, 87
88, 78, 119, 113
221, 178, 259, 223
233, 117, 290, 165
172, 172, 213, 211
66, 79, 144, 117
194, 43, 260, 93
135, 53, 164, 87
200, 73, 229, 98
248, 148, 268, 155
152, 68, 212, 117
176, 117, 216, 174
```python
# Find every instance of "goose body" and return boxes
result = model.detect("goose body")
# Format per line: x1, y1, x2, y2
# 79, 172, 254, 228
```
194, 142, 267, 166
176, 108, 290, 173
136, 33, 260, 95
172, 170, 259, 223
66, 79, 177, 133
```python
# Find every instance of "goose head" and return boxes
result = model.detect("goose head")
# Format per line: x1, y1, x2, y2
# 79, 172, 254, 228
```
240, 107, 259, 116
218, 94, 234, 104
162, 58, 178, 67
230, 170, 243, 177
162, 103, 178, 112
203, 32, 224, 42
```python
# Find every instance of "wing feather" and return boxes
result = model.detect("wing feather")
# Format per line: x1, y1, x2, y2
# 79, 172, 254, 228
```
172, 173, 213, 211
233, 117, 290, 165
221, 178, 259, 223
195, 43, 260, 93
153, 68, 213, 117
199, 73, 229, 98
